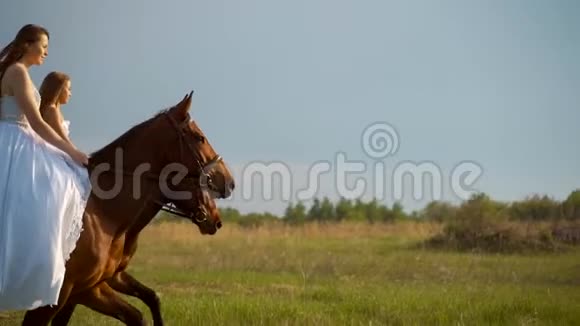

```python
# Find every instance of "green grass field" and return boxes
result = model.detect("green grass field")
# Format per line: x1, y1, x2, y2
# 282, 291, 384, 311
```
1, 221, 579, 325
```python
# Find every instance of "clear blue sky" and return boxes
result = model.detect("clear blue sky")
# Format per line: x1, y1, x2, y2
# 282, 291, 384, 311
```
2, 0, 579, 214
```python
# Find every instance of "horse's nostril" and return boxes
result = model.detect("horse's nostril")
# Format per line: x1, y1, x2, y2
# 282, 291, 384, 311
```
216, 221, 222, 229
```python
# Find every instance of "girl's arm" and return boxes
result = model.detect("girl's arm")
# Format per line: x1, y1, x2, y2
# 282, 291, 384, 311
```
42, 104, 74, 147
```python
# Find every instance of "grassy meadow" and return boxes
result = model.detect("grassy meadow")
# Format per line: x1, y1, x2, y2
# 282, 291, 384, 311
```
1, 220, 579, 325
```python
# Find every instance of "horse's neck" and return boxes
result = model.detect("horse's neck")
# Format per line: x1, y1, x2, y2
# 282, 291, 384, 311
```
111, 197, 166, 263
92, 142, 166, 175
89, 148, 166, 236
127, 202, 163, 239
89, 123, 170, 237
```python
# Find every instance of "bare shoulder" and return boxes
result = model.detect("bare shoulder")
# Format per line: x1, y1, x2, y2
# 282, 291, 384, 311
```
1, 63, 29, 96
40, 105, 60, 123
44, 104, 59, 111
41, 104, 60, 119
5, 62, 28, 77
4, 63, 30, 85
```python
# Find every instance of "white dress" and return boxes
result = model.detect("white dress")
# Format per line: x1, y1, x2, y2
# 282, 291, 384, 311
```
0, 87, 91, 312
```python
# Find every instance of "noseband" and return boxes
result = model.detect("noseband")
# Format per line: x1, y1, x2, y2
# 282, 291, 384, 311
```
159, 201, 209, 224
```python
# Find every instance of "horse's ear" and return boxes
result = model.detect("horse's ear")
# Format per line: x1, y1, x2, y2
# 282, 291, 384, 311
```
173, 90, 194, 119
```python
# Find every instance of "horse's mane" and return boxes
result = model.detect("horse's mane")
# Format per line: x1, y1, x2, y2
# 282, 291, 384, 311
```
89, 108, 171, 162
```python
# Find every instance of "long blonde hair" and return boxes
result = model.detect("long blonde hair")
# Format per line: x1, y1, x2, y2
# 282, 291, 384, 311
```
39, 71, 70, 118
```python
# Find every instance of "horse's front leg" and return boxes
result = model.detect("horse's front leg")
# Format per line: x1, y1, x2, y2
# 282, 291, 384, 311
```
107, 271, 163, 326
75, 282, 146, 325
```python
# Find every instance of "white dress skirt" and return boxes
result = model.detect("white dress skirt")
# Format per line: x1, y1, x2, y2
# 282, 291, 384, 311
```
0, 89, 91, 312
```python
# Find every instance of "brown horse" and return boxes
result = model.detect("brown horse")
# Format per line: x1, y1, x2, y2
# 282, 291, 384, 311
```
51, 188, 221, 326
21, 92, 234, 325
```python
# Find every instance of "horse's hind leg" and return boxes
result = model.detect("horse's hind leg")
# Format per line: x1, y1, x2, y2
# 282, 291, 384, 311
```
22, 283, 74, 326
76, 282, 146, 325
107, 271, 163, 326
51, 303, 77, 326
21, 305, 61, 326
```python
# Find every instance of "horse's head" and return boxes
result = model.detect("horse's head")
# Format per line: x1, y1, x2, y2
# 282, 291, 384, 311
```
159, 91, 235, 199
171, 188, 222, 235
86, 91, 231, 235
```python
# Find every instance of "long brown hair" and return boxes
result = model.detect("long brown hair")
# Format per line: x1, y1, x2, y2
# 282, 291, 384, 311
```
0, 24, 49, 118
0, 24, 50, 78
39, 71, 70, 117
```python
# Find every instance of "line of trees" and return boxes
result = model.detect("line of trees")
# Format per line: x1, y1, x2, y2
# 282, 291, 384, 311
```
218, 189, 580, 227
283, 197, 408, 224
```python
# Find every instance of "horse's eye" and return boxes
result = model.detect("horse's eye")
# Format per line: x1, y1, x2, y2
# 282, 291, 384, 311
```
197, 135, 206, 143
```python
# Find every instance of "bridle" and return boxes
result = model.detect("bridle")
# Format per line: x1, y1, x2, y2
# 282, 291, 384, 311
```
87, 110, 223, 224
163, 111, 224, 192
159, 201, 210, 224
159, 111, 222, 223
